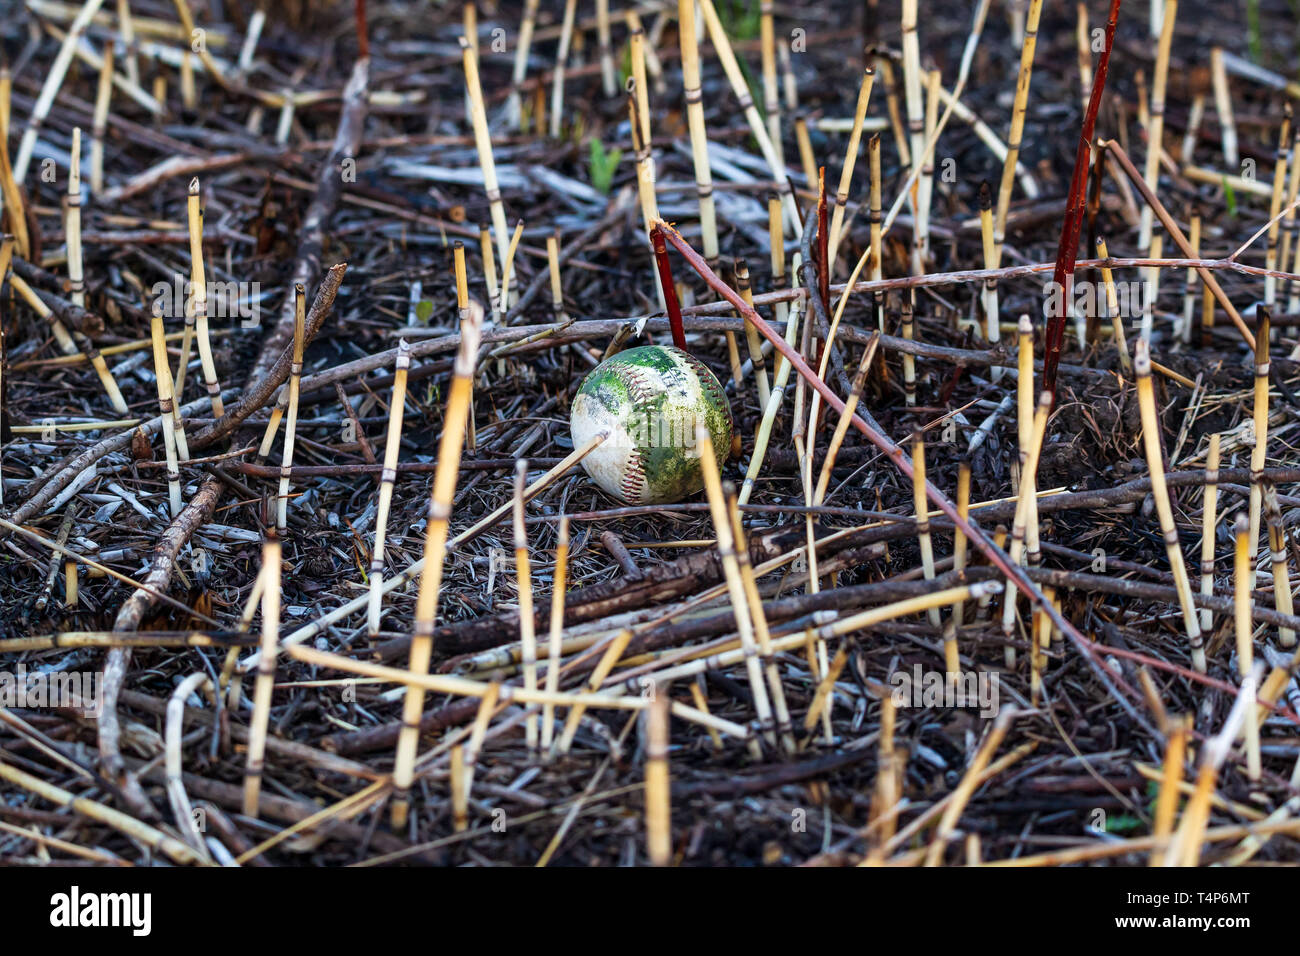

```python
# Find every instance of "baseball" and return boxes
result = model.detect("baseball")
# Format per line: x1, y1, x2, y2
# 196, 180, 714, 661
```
570, 345, 733, 504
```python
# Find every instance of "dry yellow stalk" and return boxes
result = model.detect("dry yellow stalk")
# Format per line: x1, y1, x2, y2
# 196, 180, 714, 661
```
645, 692, 671, 866
243, 533, 282, 818
275, 285, 306, 530
1199, 432, 1221, 635
187, 178, 224, 417
541, 515, 570, 752
367, 340, 411, 641
1134, 339, 1206, 672
391, 300, 484, 828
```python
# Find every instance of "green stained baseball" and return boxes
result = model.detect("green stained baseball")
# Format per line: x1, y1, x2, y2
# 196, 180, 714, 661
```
570, 345, 733, 504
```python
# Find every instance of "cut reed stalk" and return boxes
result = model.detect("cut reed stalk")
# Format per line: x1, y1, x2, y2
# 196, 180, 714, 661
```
1181, 208, 1201, 343
506, 0, 540, 129
760, 1, 782, 171
827, 67, 875, 268
1135, 339, 1206, 672
275, 285, 306, 531
478, 224, 500, 323
696, 0, 795, 230
541, 515, 570, 753
735, 258, 769, 407
869, 135, 884, 331
992, 0, 1044, 265
1199, 432, 1221, 635
367, 340, 411, 642
813, 333, 880, 506
187, 178, 223, 417
1234, 513, 1262, 781
696, 424, 777, 747
513, 460, 539, 754
978, 181, 999, 350
911, 435, 941, 629
596, 0, 615, 97
677, 0, 719, 265
14, 0, 106, 183
949, 459, 972, 672
875, 53, 911, 168
1263, 483, 1295, 649
1016, 314, 1040, 567
1149, 712, 1189, 866
549, 0, 578, 140
1075, 2, 1092, 110
1138, 0, 1177, 256
914, 67, 939, 271
1248, 311, 1271, 589
243, 532, 282, 817
460, 683, 500, 814
1265, 111, 1292, 310
1210, 47, 1238, 169
645, 691, 671, 865
726, 484, 796, 751
1001, 392, 1050, 666
390, 301, 484, 828
555, 630, 633, 755
1096, 237, 1131, 370
462, 37, 511, 296
90, 43, 112, 195
147, 289, 183, 516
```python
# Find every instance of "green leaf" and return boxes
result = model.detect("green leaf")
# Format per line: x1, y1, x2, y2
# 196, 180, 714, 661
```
415, 299, 434, 324
1105, 813, 1144, 834
589, 137, 623, 195
1223, 178, 1238, 217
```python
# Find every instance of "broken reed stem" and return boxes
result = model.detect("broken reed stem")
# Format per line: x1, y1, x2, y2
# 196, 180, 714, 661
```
626, 78, 660, 251
550, 0, 579, 139
1135, 338, 1206, 672
869, 135, 884, 331
390, 301, 484, 829
901, 298, 916, 406
914, 67, 940, 271
911, 435, 942, 629
66, 127, 87, 312
827, 66, 875, 269
1001, 391, 1050, 666
275, 285, 306, 531
555, 631, 633, 755
506, 0, 540, 129
782, 45, 818, 187
460, 683, 500, 815
142, 286, 183, 515
90, 40, 112, 195
498, 219, 525, 316
696, 424, 777, 750
14, 0, 106, 183
1210, 47, 1238, 169
243, 532, 282, 818
876, 53, 911, 168
993, 0, 1044, 264
1263, 483, 1296, 649
760, 1, 781, 170
1265, 110, 1292, 308
541, 515, 570, 753
645, 691, 671, 865
1199, 432, 1221, 635
900, 0, 925, 198
737, 289, 802, 506
813, 333, 880, 506
949, 460, 972, 672
1150, 713, 1189, 866
923, 708, 1015, 865
1138, 0, 1177, 256
1016, 314, 1041, 568
735, 258, 769, 407
478, 224, 500, 323
979, 181, 999, 351
1075, 2, 1093, 110
454, 242, 476, 450
367, 339, 411, 642
1234, 513, 1262, 781
596, 0, 616, 97
1181, 209, 1201, 342
187, 178, 224, 417
462, 36, 511, 298
1097, 237, 1131, 370
726, 484, 796, 751
696, 0, 795, 231
513, 460, 540, 754
1248, 311, 1271, 589
546, 234, 567, 321
677, 0, 718, 264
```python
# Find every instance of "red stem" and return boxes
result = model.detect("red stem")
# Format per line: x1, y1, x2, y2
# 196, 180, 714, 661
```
1042, 0, 1123, 402
355, 0, 369, 60
650, 224, 688, 350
